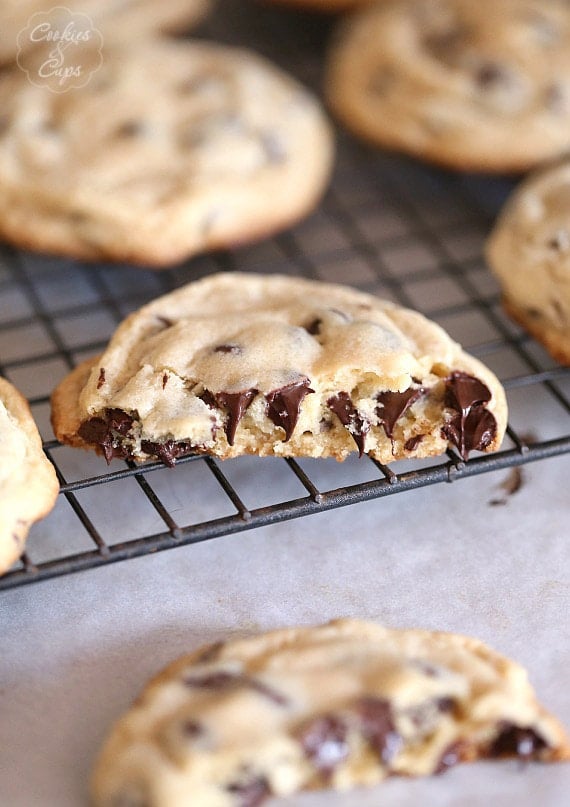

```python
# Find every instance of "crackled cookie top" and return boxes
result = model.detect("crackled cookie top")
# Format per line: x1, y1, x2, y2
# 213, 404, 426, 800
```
487, 160, 570, 363
326, 0, 570, 172
52, 273, 507, 465
0, 40, 332, 264
0, 378, 59, 575
90, 619, 570, 807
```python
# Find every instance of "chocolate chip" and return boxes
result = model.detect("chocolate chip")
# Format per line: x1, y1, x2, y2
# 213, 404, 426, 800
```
475, 62, 509, 89
226, 776, 270, 807
305, 318, 323, 336
356, 697, 403, 765
96, 367, 106, 389
434, 740, 467, 774
184, 671, 288, 707
107, 409, 135, 436
140, 439, 194, 467
213, 389, 257, 446
327, 392, 369, 456
404, 435, 424, 451
214, 344, 243, 355
115, 120, 144, 138
298, 716, 349, 773
155, 315, 174, 329
162, 373, 168, 389
265, 378, 314, 442
375, 387, 426, 439
441, 372, 496, 460
489, 723, 547, 761
78, 411, 133, 464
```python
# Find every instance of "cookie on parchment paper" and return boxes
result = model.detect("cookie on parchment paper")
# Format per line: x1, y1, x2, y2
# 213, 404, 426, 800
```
1, 0, 212, 65
51, 273, 507, 466
487, 159, 570, 365
0, 40, 333, 265
326, 0, 570, 173
90, 619, 570, 807
0, 377, 59, 575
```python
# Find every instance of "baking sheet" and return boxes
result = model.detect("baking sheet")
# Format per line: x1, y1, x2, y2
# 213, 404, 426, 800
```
1, 0, 570, 803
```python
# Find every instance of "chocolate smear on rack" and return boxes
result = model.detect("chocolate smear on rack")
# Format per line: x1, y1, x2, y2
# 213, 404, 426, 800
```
489, 467, 524, 507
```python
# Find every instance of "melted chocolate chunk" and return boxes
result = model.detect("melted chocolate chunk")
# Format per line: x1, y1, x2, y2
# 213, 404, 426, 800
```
375, 387, 426, 439
162, 373, 168, 389
215, 389, 257, 446
140, 439, 194, 468
305, 317, 323, 336
214, 344, 243, 355
78, 409, 135, 463
97, 367, 106, 389
226, 777, 270, 807
441, 372, 497, 460
327, 392, 369, 456
356, 697, 403, 765
265, 378, 314, 442
298, 716, 349, 773
489, 723, 547, 761
404, 434, 424, 451
434, 740, 467, 774
184, 671, 288, 707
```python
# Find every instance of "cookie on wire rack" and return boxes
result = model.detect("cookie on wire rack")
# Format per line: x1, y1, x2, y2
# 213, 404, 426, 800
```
51, 273, 507, 466
0, 39, 333, 265
0, 377, 59, 575
486, 158, 570, 364
325, 0, 570, 173
90, 619, 570, 807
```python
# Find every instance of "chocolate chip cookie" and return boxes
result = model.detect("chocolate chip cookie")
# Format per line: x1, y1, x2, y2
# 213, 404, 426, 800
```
326, 0, 570, 173
487, 159, 570, 364
51, 273, 507, 466
90, 619, 570, 807
0, 40, 333, 265
0, 377, 59, 575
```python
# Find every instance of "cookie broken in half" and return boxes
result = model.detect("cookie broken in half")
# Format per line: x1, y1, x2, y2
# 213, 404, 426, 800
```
51, 273, 507, 466
90, 619, 570, 807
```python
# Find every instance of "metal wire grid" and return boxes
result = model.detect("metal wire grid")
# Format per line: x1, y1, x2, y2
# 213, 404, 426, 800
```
1, 5, 570, 590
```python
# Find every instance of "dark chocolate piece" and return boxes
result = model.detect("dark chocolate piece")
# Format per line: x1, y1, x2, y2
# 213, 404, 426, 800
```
265, 378, 314, 442
226, 777, 270, 807
441, 372, 497, 460
327, 392, 369, 456
489, 723, 547, 761
214, 344, 243, 355
162, 373, 168, 389
215, 389, 257, 446
404, 434, 424, 451
184, 671, 288, 707
97, 367, 106, 389
298, 716, 349, 773
78, 409, 135, 463
140, 439, 194, 468
305, 318, 323, 336
375, 387, 425, 439
356, 697, 403, 765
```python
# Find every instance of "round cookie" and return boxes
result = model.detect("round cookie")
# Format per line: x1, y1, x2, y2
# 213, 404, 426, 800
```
0, 40, 333, 265
326, 0, 570, 173
0, 377, 59, 575
486, 160, 570, 364
1, 0, 212, 65
91, 619, 570, 807
51, 272, 507, 466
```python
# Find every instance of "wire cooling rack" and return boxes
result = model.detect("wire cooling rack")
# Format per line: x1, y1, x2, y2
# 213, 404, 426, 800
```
1, 1, 569, 591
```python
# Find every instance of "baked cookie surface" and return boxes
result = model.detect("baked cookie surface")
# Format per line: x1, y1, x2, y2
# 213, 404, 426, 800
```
487, 161, 570, 364
326, 0, 570, 173
2, 0, 212, 65
91, 619, 570, 807
0, 377, 59, 575
51, 273, 507, 465
0, 40, 333, 265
